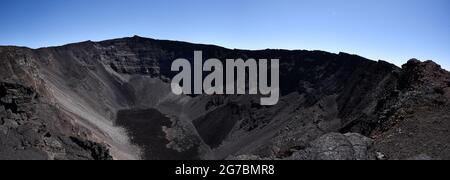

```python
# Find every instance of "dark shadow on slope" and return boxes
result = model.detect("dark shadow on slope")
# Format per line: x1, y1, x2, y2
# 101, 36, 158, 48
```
193, 103, 241, 148
116, 108, 200, 160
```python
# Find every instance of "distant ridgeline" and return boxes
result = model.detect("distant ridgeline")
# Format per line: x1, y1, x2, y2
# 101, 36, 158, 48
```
171, 51, 280, 105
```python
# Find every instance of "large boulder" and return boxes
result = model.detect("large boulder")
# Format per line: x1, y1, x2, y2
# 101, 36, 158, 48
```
288, 133, 375, 160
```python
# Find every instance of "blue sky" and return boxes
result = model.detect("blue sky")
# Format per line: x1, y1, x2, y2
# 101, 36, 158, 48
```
1, 0, 449, 70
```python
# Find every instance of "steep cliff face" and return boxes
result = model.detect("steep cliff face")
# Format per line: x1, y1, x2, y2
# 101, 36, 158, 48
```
0, 48, 112, 160
0, 36, 449, 160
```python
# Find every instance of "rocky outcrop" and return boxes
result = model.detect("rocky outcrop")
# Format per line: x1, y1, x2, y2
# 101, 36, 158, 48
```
287, 133, 375, 160
0, 82, 112, 160
69, 137, 113, 160
369, 59, 450, 160
229, 133, 375, 160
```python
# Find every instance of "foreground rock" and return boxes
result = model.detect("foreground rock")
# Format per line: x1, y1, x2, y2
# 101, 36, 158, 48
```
286, 133, 375, 160
370, 60, 450, 160
0, 82, 112, 160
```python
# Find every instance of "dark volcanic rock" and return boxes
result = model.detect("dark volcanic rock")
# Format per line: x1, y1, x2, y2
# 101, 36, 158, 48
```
0, 81, 113, 160
193, 103, 242, 148
370, 59, 450, 160
69, 137, 113, 160
287, 133, 375, 160
1, 36, 450, 160
116, 109, 202, 160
